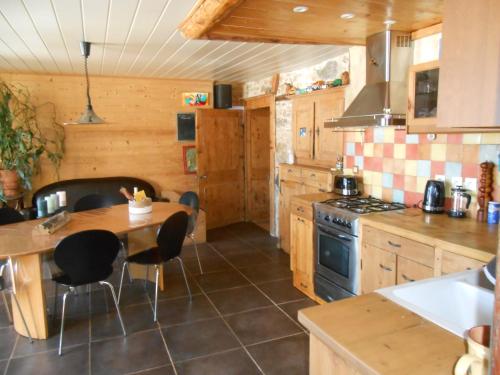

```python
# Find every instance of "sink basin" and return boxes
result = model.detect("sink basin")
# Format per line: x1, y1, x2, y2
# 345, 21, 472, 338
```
377, 270, 494, 338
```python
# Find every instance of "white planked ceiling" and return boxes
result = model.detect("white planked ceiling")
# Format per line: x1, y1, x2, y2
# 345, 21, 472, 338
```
0, 0, 348, 83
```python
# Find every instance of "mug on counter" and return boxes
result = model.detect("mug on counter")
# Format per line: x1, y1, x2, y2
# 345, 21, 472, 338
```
454, 325, 490, 375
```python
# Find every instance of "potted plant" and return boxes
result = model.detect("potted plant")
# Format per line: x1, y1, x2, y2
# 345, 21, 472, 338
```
0, 81, 64, 201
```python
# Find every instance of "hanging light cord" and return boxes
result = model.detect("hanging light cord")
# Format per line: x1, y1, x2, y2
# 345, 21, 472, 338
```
84, 55, 92, 108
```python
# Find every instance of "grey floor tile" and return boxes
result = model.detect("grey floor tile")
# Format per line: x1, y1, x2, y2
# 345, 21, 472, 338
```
207, 285, 272, 316
91, 330, 171, 375
247, 333, 309, 375
146, 274, 201, 302
0, 303, 12, 329
210, 241, 255, 256
175, 348, 261, 375
0, 359, 7, 374
258, 279, 307, 304
279, 299, 318, 326
0, 327, 16, 360
195, 269, 250, 293
181, 244, 219, 260
224, 306, 301, 346
183, 255, 232, 276
131, 364, 176, 375
162, 318, 239, 363
224, 250, 274, 268
156, 294, 218, 327
239, 263, 292, 284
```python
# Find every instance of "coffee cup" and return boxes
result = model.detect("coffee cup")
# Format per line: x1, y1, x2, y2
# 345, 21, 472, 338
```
454, 325, 490, 375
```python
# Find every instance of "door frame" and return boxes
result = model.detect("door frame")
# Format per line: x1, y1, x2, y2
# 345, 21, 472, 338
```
243, 94, 276, 235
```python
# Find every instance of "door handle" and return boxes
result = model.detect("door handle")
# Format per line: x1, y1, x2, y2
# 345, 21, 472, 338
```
379, 264, 393, 272
387, 240, 401, 248
198, 175, 207, 179
401, 274, 415, 282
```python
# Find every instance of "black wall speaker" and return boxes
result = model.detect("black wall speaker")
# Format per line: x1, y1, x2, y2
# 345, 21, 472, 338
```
214, 84, 232, 109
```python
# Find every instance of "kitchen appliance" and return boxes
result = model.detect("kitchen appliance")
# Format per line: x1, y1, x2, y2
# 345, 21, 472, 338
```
448, 186, 472, 218
422, 179, 445, 213
334, 175, 358, 196
325, 30, 412, 129
214, 84, 232, 108
314, 196, 406, 302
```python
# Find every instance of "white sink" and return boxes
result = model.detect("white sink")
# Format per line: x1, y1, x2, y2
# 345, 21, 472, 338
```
377, 269, 494, 338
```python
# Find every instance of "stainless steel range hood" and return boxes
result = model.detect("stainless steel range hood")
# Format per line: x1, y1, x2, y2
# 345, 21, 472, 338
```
325, 30, 412, 129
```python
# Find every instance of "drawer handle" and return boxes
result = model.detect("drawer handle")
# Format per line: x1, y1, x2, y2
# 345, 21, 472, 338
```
466, 267, 472, 270
297, 207, 304, 212
402, 274, 415, 282
310, 173, 316, 177
300, 282, 308, 288
387, 240, 401, 248
297, 217, 304, 223
379, 264, 393, 272
288, 169, 293, 173
318, 189, 326, 192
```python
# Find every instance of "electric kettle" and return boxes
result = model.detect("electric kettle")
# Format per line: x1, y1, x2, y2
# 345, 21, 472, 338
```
448, 185, 472, 218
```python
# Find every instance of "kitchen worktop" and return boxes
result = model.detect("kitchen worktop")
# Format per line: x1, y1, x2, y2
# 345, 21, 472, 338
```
298, 293, 465, 375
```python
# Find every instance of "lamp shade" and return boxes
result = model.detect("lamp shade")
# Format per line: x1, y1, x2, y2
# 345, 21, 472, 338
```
78, 104, 104, 124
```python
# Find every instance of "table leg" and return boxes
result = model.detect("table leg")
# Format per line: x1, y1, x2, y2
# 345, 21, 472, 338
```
11, 254, 48, 339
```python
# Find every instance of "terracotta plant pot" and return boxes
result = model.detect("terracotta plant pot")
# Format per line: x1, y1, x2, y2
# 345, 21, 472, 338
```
0, 169, 21, 197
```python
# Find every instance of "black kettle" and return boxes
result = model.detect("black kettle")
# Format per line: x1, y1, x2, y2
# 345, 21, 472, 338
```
422, 180, 445, 213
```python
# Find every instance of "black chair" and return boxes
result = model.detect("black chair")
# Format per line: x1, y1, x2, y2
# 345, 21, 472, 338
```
179, 192, 203, 274
0, 206, 25, 225
53, 230, 126, 355
118, 211, 190, 322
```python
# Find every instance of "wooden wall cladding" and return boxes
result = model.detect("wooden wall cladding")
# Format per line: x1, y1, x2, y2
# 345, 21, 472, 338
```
0, 73, 213, 199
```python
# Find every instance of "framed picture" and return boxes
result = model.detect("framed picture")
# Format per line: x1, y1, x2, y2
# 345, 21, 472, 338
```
182, 145, 197, 174
182, 92, 209, 107
177, 113, 195, 141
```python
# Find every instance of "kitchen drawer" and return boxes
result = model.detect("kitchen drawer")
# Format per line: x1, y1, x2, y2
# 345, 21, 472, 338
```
302, 169, 332, 191
363, 226, 434, 267
290, 199, 313, 220
293, 270, 314, 298
441, 251, 486, 274
397, 257, 434, 284
280, 164, 302, 183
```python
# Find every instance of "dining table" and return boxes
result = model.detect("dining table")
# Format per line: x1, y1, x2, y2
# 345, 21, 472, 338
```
0, 202, 190, 340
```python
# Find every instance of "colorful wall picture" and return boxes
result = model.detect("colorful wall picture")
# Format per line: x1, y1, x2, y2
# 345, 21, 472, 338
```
182, 145, 197, 174
182, 92, 209, 107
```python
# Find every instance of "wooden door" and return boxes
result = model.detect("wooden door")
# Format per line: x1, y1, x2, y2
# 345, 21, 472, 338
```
196, 109, 244, 229
292, 97, 314, 160
245, 107, 270, 228
361, 244, 396, 294
314, 92, 345, 163
396, 257, 433, 284
291, 214, 314, 296
279, 180, 304, 253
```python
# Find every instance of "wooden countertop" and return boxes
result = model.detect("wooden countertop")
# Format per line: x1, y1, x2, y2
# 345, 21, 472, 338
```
298, 293, 465, 375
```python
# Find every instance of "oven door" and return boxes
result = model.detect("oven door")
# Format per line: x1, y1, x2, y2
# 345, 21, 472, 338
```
315, 223, 359, 294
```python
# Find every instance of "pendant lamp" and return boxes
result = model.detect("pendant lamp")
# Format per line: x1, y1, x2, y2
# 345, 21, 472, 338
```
77, 41, 104, 124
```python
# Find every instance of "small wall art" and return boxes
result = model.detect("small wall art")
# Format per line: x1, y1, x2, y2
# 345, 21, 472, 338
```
182, 145, 197, 174
182, 92, 209, 107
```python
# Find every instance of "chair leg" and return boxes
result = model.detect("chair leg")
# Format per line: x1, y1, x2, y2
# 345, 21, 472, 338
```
99, 281, 127, 337
191, 235, 203, 275
120, 241, 133, 283
177, 257, 192, 301
12, 293, 33, 343
52, 283, 59, 324
58, 289, 71, 355
153, 266, 159, 322
2, 290, 12, 323
117, 261, 128, 303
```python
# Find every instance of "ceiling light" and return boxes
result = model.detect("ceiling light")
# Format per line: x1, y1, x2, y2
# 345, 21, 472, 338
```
77, 41, 104, 124
340, 13, 355, 20
384, 19, 396, 25
293, 6, 309, 13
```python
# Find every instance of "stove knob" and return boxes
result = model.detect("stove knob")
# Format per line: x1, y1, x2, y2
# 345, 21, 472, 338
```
324, 215, 330, 222
347, 222, 352, 228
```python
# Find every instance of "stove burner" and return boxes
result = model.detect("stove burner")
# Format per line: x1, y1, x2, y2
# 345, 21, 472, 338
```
320, 196, 406, 214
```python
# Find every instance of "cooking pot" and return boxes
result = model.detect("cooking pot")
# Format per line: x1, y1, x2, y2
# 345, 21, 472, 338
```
334, 175, 358, 196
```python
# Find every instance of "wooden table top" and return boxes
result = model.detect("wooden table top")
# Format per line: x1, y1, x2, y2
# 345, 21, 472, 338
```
0, 202, 189, 259
299, 293, 465, 375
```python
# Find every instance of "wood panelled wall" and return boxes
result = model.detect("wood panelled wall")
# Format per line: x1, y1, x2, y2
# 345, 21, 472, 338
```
0, 73, 213, 199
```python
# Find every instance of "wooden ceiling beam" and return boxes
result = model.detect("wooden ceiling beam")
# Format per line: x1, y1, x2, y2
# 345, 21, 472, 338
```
179, 0, 244, 39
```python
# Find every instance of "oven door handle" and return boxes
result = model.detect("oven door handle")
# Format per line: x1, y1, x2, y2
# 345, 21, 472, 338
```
318, 227, 352, 242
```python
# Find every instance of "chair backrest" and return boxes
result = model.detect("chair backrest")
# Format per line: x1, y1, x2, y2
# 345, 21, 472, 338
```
156, 211, 189, 261
54, 230, 120, 285
179, 191, 199, 235
74, 194, 112, 212
0, 206, 25, 225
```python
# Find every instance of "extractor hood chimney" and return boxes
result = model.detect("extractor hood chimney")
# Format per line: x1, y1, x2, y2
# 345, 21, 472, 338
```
325, 30, 412, 129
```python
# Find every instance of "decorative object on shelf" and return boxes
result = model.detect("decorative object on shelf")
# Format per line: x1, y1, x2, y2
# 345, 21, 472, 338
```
77, 41, 104, 124
477, 162, 494, 222
34, 210, 71, 235
182, 92, 208, 107
341, 71, 350, 85
311, 80, 325, 91
182, 145, 197, 174
284, 83, 296, 95
0, 81, 64, 201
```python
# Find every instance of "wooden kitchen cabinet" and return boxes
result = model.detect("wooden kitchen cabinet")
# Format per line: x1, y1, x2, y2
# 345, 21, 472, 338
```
290, 213, 315, 298
438, 250, 486, 275
397, 257, 433, 284
292, 96, 315, 159
279, 179, 304, 254
361, 244, 396, 293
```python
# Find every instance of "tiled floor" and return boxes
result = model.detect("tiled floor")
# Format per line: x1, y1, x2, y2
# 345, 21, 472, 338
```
0, 223, 317, 375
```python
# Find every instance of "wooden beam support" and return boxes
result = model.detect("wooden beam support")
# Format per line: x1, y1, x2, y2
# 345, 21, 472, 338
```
179, 0, 244, 39
411, 23, 442, 40
271, 74, 280, 95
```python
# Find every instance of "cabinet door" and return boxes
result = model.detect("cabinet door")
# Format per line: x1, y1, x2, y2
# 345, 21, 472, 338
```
314, 92, 345, 162
279, 180, 304, 254
397, 257, 433, 284
290, 214, 314, 296
440, 251, 486, 275
361, 244, 396, 294
292, 97, 315, 160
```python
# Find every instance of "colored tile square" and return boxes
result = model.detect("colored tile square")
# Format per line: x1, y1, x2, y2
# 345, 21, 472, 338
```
405, 192, 424, 207
363, 184, 372, 195
355, 155, 364, 169
355, 142, 363, 155
417, 160, 431, 177
394, 129, 406, 143
393, 174, 405, 190
405, 134, 419, 144
431, 161, 445, 177
383, 144, 394, 158
393, 144, 406, 159
344, 132, 357, 142
446, 144, 463, 162
392, 189, 405, 203
346, 142, 355, 156
463, 134, 482, 144
480, 133, 500, 145
462, 163, 479, 178
355, 132, 363, 142
404, 175, 417, 192
383, 128, 395, 143
364, 128, 373, 143
374, 128, 385, 143
371, 171, 383, 186
372, 157, 383, 171
371, 185, 382, 199
405, 160, 417, 176
462, 145, 480, 163
430, 144, 446, 161
382, 158, 394, 173
418, 134, 432, 144
416, 176, 428, 193
345, 155, 354, 168
479, 144, 500, 163
393, 159, 405, 174
434, 134, 447, 144
382, 173, 394, 188
373, 144, 384, 157
447, 134, 463, 144
445, 162, 463, 179
382, 188, 393, 202
406, 144, 419, 160
363, 170, 373, 184
418, 144, 431, 160
363, 143, 374, 157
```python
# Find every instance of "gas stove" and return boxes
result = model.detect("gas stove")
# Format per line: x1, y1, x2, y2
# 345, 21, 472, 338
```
314, 196, 406, 236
